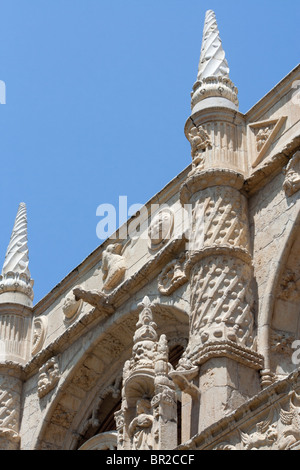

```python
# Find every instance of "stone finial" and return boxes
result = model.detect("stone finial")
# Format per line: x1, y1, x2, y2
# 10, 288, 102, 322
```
0, 203, 34, 306
197, 10, 230, 81
191, 10, 239, 113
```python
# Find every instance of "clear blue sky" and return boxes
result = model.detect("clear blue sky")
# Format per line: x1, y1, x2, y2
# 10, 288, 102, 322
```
0, 0, 299, 303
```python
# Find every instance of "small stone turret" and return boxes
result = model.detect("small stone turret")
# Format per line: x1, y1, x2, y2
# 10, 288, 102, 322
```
0, 203, 34, 449
177, 10, 264, 439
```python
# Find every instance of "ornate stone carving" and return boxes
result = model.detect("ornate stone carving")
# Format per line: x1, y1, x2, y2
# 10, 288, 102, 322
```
271, 330, 296, 356
283, 151, 300, 197
239, 392, 300, 450
128, 398, 154, 450
102, 243, 126, 291
116, 296, 177, 450
158, 253, 187, 296
249, 117, 287, 168
277, 267, 300, 301
32, 317, 48, 355
0, 203, 34, 303
187, 126, 212, 169
148, 209, 174, 252
38, 357, 60, 399
189, 186, 250, 253
63, 288, 83, 322
188, 255, 255, 353
73, 286, 114, 314
191, 10, 239, 111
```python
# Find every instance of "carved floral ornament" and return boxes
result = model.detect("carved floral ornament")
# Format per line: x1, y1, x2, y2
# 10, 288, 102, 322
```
38, 356, 60, 399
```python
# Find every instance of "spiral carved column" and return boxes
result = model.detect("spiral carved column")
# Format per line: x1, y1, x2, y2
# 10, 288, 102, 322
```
178, 112, 264, 435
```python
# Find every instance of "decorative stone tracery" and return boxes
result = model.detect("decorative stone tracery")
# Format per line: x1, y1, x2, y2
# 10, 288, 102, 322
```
115, 296, 177, 450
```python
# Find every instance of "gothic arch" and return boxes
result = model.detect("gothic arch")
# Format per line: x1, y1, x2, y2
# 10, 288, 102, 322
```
258, 208, 300, 383
34, 300, 189, 450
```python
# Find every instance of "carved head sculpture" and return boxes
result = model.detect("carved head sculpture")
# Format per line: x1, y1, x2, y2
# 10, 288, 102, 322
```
148, 209, 174, 251
63, 287, 82, 321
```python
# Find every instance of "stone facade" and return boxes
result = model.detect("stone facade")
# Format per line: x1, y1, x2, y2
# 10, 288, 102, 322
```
0, 10, 299, 450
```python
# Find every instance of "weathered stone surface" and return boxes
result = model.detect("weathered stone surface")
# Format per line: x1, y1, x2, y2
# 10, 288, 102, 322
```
0, 9, 299, 452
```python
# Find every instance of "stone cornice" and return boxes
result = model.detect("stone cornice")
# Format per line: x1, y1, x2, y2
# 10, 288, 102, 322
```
178, 369, 300, 451
190, 340, 264, 370
245, 64, 300, 123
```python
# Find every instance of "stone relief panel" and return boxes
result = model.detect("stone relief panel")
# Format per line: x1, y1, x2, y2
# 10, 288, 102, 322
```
187, 126, 212, 169
38, 356, 60, 399
158, 253, 187, 296
32, 317, 48, 356
283, 151, 300, 197
148, 209, 174, 252
63, 288, 83, 322
239, 391, 300, 450
249, 117, 287, 168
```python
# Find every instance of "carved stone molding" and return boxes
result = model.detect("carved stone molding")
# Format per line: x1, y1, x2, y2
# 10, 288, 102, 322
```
38, 356, 60, 399
189, 340, 264, 371
78, 431, 118, 451
32, 317, 48, 356
180, 169, 245, 205
283, 151, 300, 197
192, 76, 239, 110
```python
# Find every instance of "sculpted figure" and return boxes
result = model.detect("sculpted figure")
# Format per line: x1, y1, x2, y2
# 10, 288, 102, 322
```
148, 209, 174, 251
283, 152, 300, 197
129, 399, 154, 450
102, 243, 126, 291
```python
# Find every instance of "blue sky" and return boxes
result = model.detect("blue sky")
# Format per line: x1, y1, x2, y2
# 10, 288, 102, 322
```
0, 0, 299, 303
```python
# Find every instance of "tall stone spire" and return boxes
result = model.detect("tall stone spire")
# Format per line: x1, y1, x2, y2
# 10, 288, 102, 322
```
0, 203, 34, 306
191, 10, 239, 114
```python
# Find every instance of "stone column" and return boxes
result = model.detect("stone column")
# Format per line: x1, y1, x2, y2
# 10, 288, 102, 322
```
151, 335, 177, 450
0, 203, 34, 449
180, 114, 264, 432
174, 9, 264, 434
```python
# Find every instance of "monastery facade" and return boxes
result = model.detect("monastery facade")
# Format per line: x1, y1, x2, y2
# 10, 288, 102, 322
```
0, 10, 300, 451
